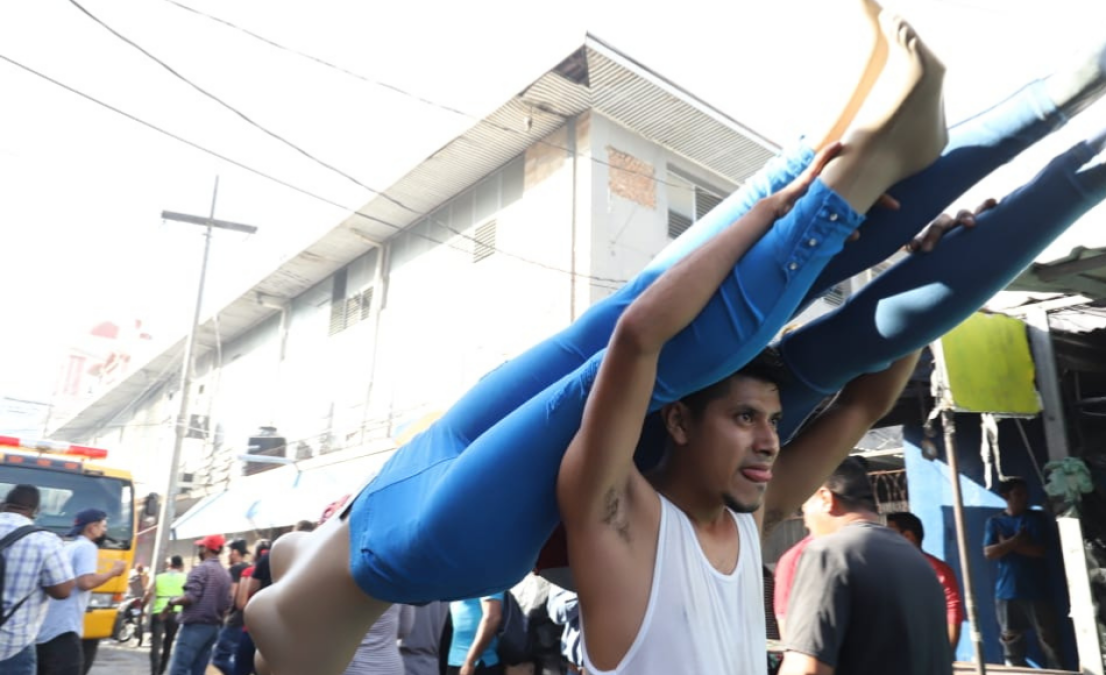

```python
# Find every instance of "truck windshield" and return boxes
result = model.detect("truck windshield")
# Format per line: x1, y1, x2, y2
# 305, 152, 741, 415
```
0, 465, 134, 550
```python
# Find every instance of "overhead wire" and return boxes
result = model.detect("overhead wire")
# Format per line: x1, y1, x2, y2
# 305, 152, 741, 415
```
63, 0, 632, 286
0, 52, 625, 289
155, 0, 708, 193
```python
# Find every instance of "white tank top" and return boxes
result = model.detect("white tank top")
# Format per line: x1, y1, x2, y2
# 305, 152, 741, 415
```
582, 495, 767, 675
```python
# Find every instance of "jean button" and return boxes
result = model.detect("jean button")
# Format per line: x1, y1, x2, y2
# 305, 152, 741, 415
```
807, 238, 818, 247
828, 212, 839, 222
788, 262, 798, 271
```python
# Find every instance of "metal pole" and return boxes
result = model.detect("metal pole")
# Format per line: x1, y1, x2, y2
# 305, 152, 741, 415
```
148, 177, 219, 575
941, 408, 987, 675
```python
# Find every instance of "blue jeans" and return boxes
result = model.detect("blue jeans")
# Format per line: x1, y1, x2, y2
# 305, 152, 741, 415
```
0, 644, 35, 675
233, 631, 256, 675
211, 624, 243, 675
778, 140, 1106, 439
169, 623, 220, 675
348, 79, 1084, 604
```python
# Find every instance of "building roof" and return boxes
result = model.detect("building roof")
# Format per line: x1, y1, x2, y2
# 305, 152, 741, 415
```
51, 35, 777, 440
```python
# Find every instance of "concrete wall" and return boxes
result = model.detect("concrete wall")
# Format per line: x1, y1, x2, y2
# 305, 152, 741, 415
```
585, 114, 736, 305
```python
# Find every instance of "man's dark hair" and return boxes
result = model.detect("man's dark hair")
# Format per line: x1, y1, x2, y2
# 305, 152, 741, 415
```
886, 511, 924, 543
293, 520, 316, 533
681, 347, 791, 417
169, 555, 184, 569
998, 476, 1028, 495
228, 539, 249, 556
824, 457, 877, 512
2, 484, 40, 512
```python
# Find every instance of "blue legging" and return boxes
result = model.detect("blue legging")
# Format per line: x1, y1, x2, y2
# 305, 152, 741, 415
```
778, 140, 1106, 440
347, 80, 1082, 603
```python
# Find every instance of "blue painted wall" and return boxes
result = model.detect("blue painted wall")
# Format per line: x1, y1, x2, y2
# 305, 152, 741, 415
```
903, 417, 1075, 667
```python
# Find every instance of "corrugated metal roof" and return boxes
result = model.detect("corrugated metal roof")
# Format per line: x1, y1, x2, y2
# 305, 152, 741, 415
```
52, 35, 778, 440
1010, 243, 1106, 299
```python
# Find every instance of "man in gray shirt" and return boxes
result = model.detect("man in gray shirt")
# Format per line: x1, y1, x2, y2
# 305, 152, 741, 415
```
399, 601, 448, 675
779, 458, 951, 675
164, 535, 232, 675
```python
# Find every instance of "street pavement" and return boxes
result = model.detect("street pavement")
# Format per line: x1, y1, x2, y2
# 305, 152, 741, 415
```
89, 640, 147, 675
90, 639, 223, 675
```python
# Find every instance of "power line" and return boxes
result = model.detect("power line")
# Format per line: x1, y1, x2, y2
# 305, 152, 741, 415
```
0, 52, 625, 287
156, 0, 706, 194
64, 0, 630, 287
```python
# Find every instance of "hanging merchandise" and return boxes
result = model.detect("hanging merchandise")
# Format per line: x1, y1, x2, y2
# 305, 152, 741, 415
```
979, 413, 1005, 490
1043, 457, 1094, 517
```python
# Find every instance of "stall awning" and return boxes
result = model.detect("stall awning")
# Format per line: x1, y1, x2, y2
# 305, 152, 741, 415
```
170, 452, 393, 539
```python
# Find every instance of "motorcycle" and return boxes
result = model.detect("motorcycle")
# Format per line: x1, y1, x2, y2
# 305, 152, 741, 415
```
112, 596, 144, 644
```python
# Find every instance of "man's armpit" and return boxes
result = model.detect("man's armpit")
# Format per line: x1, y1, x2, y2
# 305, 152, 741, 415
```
602, 488, 632, 543
762, 507, 788, 536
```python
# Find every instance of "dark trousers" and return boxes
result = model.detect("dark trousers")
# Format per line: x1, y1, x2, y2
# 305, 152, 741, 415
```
149, 613, 180, 675
79, 640, 98, 675
996, 598, 1062, 669
36, 631, 82, 675
232, 631, 256, 675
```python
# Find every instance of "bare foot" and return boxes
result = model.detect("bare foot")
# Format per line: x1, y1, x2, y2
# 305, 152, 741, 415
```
820, 13, 948, 213
809, 0, 890, 149
1046, 38, 1106, 117
246, 517, 391, 675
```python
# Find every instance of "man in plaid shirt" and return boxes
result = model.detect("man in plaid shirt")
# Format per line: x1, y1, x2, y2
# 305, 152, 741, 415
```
0, 485, 75, 675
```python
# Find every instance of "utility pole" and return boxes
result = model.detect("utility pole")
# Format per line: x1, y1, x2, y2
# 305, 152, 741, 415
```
148, 177, 258, 576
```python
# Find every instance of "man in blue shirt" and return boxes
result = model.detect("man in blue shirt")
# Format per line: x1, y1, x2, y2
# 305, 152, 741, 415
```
983, 477, 1061, 669
35, 508, 126, 675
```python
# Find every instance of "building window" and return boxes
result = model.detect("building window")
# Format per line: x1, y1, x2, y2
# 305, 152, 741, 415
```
473, 220, 497, 263
390, 156, 523, 271
666, 168, 725, 240
329, 250, 379, 336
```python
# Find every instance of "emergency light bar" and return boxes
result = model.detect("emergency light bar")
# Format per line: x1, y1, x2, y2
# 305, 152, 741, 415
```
0, 436, 109, 460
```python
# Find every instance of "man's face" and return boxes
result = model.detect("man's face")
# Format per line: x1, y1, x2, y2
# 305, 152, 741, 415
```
1004, 485, 1029, 515
229, 549, 242, 564
801, 489, 835, 538
86, 519, 108, 541
681, 376, 782, 513
886, 521, 919, 547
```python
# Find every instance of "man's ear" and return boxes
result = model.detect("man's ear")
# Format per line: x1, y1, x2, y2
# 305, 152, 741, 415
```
661, 402, 690, 445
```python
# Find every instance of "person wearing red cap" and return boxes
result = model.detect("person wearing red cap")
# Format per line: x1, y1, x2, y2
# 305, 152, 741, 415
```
164, 534, 232, 675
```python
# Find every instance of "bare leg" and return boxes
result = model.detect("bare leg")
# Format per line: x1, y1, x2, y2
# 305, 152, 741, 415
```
819, 13, 948, 213
808, 0, 890, 149
245, 517, 390, 675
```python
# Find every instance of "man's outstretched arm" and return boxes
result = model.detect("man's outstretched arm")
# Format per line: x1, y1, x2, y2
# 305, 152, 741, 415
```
558, 144, 842, 669
760, 350, 920, 534
558, 143, 844, 532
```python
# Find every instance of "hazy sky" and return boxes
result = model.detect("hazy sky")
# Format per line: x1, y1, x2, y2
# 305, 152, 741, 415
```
1, 0, 1103, 406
